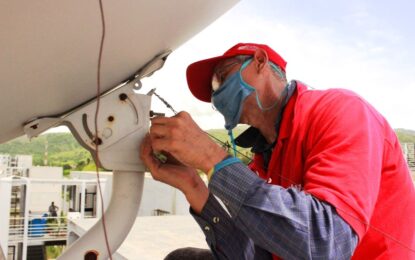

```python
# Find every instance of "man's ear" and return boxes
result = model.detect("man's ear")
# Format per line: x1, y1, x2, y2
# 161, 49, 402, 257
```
253, 48, 268, 73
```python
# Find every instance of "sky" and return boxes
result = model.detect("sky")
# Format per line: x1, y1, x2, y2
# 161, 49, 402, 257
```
145, 0, 415, 130
52, 0, 415, 132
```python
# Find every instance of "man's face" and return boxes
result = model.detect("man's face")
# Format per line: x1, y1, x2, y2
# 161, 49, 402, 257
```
212, 52, 275, 125
211, 57, 246, 92
212, 56, 255, 130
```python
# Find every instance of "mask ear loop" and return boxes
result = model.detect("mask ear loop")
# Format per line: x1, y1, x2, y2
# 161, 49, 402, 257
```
269, 63, 285, 79
228, 130, 238, 157
239, 59, 284, 111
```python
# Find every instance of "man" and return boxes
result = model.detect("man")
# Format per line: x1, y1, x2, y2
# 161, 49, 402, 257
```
49, 201, 59, 217
140, 43, 415, 259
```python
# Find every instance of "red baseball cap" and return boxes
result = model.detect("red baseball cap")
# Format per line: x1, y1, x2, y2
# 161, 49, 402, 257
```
186, 43, 287, 102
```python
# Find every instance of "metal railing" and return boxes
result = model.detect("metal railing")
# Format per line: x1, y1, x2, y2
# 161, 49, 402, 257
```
404, 143, 415, 168
8, 216, 67, 243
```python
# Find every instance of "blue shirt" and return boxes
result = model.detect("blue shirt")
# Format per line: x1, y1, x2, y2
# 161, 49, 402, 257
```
191, 157, 358, 259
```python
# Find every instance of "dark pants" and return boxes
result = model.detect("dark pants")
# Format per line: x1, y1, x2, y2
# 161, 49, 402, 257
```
164, 247, 215, 260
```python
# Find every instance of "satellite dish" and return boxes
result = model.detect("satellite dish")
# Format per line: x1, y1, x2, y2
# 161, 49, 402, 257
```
0, 0, 238, 143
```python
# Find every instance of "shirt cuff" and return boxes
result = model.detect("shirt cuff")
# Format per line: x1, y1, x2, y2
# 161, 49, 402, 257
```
190, 194, 219, 248
208, 161, 263, 217
189, 193, 236, 258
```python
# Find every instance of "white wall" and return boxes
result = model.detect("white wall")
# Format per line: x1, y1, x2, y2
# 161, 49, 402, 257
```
30, 166, 62, 179
29, 167, 63, 215
174, 190, 190, 215
69, 171, 191, 217
16, 155, 32, 168
138, 174, 190, 216
0, 178, 12, 256
0, 154, 32, 168
70, 171, 112, 180
0, 154, 10, 167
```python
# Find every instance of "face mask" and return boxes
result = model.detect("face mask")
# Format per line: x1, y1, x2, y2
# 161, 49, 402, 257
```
212, 58, 282, 130
211, 59, 255, 131
212, 58, 285, 157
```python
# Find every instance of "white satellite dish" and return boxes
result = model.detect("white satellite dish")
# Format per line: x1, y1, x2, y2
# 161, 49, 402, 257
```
0, 0, 238, 144
0, 1, 239, 259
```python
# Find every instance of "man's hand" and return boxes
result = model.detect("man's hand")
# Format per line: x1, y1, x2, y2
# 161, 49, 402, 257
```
140, 134, 208, 214
148, 111, 227, 173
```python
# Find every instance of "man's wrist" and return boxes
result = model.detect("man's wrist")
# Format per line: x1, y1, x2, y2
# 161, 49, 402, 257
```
185, 184, 209, 215
202, 146, 228, 173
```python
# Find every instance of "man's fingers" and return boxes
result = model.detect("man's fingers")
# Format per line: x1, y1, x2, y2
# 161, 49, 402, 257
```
164, 152, 183, 166
150, 137, 175, 154
149, 123, 171, 139
139, 134, 152, 158
151, 116, 175, 126
139, 134, 160, 172
151, 112, 191, 127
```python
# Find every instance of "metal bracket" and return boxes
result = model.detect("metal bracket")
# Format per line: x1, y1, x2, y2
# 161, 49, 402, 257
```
23, 51, 171, 171
131, 50, 172, 90
24, 82, 151, 172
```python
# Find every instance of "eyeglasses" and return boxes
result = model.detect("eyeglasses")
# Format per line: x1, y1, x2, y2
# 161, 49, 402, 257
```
211, 55, 251, 92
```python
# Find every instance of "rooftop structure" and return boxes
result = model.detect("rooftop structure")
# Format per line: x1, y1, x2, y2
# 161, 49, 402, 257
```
69, 216, 207, 259
0, 154, 194, 259
402, 143, 415, 181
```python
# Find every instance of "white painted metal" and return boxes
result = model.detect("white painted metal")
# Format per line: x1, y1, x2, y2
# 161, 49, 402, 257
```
24, 82, 151, 172
63, 184, 67, 214
1, 1, 240, 258
80, 182, 86, 219
0, 178, 12, 257
0, 244, 5, 260
21, 178, 30, 260
0, 0, 239, 144
9, 178, 102, 185
9, 216, 68, 244
58, 171, 144, 259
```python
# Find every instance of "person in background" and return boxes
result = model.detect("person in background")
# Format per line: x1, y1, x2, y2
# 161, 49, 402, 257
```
140, 43, 415, 259
48, 201, 59, 218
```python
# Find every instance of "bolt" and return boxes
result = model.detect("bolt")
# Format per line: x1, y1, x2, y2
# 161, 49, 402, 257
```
92, 137, 103, 146
149, 111, 165, 117
119, 93, 128, 101
84, 250, 99, 260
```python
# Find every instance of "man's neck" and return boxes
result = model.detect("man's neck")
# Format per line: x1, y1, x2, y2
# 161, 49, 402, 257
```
256, 81, 290, 144
256, 104, 280, 144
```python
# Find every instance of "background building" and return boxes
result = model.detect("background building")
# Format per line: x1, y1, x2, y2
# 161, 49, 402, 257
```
0, 155, 193, 260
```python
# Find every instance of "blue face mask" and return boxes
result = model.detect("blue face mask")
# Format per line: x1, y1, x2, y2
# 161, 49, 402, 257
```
211, 59, 255, 131
212, 58, 285, 157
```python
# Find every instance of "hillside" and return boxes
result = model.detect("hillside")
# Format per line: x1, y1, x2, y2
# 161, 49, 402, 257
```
0, 126, 253, 172
0, 133, 94, 175
0, 127, 414, 174
396, 128, 415, 143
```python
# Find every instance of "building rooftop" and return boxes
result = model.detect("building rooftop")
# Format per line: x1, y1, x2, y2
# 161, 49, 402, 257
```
71, 215, 209, 259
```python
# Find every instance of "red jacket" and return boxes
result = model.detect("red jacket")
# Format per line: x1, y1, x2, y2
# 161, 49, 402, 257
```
249, 81, 415, 259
